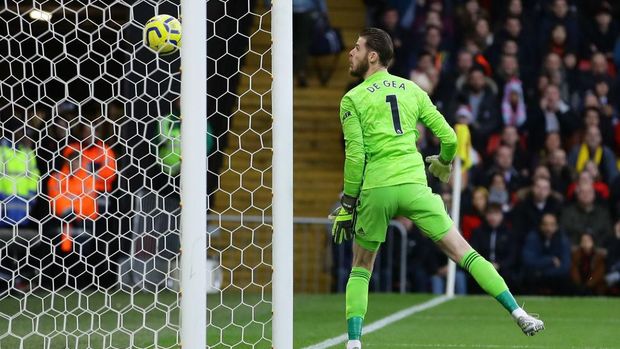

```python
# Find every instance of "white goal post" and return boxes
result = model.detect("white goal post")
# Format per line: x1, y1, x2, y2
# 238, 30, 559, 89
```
446, 156, 462, 297
179, 0, 207, 348
271, 0, 294, 347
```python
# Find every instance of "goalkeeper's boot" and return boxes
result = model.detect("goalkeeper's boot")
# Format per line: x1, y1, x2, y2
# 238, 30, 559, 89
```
517, 313, 545, 336
346, 339, 361, 349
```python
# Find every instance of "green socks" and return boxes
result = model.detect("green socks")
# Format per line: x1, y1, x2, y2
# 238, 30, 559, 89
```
347, 317, 363, 341
459, 250, 519, 313
346, 267, 371, 340
496, 289, 520, 313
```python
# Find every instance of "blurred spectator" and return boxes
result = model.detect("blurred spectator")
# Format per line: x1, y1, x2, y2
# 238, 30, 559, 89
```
61, 124, 117, 202
378, 6, 411, 78
410, 51, 439, 94
293, 0, 327, 87
435, 50, 473, 106
462, 36, 494, 77
500, 79, 527, 130
412, 8, 437, 38
411, 1, 454, 44
495, 54, 521, 94
532, 131, 562, 168
427, 0, 454, 41
512, 177, 563, 242
49, 151, 95, 219
452, 104, 474, 125
461, 186, 488, 241
494, 15, 523, 49
498, 38, 518, 62
582, 4, 618, 60
540, 52, 572, 105
492, 15, 534, 80
0, 119, 39, 227
450, 67, 501, 152
579, 52, 615, 93
486, 126, 528, 174
496, 0, 537, 46
472, 17, 494, 52
566, 162, 610, 201
522, 213, 572, 294
582, 91, 603, 112
487, 172, 511, 213
604, 220, 620, 291
527, 84, 579, 152
485, 145, 524, 193
363, 0, 389, 27
546, 24, 576, 61
547, 148, 573, 194
48, 151, 98, 252
560, 181, 613, 244
539, 0, 580, 56
470, 203, 519, 289
530, 164, 552, 183
455, 0, 489, 44
571, 232, 607, 295
415, 25, 450, 75
591, 78, 618, 124
582, 106, 615, 149
50, 122, 119, 287
502, 0, 525, 20
568, 125, 618, 184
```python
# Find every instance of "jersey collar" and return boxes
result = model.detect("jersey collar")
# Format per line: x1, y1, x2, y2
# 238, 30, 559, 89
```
364, 70, 390, 83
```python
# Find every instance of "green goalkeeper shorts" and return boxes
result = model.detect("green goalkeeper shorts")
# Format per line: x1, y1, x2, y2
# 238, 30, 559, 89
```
354, 183, 453, 250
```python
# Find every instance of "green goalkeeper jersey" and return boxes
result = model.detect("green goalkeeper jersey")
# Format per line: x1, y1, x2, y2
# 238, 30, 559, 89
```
340, 70, 457, 197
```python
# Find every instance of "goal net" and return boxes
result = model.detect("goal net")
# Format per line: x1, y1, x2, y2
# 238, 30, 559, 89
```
0, 0, 281, 347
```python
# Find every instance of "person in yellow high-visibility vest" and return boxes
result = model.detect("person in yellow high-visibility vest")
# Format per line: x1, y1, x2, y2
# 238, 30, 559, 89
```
0, 134, 40, 227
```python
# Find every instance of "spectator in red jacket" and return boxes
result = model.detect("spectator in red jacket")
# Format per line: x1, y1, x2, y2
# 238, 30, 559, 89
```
461, 186, 488, 240
566, 162, 610, 201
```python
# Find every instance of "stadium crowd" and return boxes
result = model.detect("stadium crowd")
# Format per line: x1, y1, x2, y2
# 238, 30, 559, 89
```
333, 0, 620, 296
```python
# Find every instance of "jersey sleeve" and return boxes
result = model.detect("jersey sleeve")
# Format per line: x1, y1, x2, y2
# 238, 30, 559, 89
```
417, 89, 457, 163
340, 95, 365, 198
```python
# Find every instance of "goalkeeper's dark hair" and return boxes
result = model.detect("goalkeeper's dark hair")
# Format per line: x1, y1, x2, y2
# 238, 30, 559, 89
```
359, 27, 394, 68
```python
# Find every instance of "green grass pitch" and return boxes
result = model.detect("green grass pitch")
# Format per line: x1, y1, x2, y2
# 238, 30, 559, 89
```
1, 292, 618, 348
295, 294, 620, 349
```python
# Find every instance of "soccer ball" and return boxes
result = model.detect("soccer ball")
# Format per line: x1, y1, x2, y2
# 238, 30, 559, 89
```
143, 14, 182, 55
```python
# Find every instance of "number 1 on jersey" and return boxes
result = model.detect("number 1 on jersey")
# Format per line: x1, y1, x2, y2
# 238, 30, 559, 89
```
385, 94, 403, 135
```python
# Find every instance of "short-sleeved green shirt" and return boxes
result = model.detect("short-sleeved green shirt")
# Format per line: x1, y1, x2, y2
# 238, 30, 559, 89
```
339, 70, 457, 198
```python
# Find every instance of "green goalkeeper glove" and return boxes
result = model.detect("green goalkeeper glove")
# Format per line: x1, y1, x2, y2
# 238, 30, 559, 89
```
328, 194, 357, 244
425, 155, 452, 183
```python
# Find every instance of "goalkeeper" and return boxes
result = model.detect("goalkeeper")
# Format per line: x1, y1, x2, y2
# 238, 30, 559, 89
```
330, 28, 544, 349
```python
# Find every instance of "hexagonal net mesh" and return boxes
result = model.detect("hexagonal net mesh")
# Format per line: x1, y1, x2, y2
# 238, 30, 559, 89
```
0, 0, 272, 348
